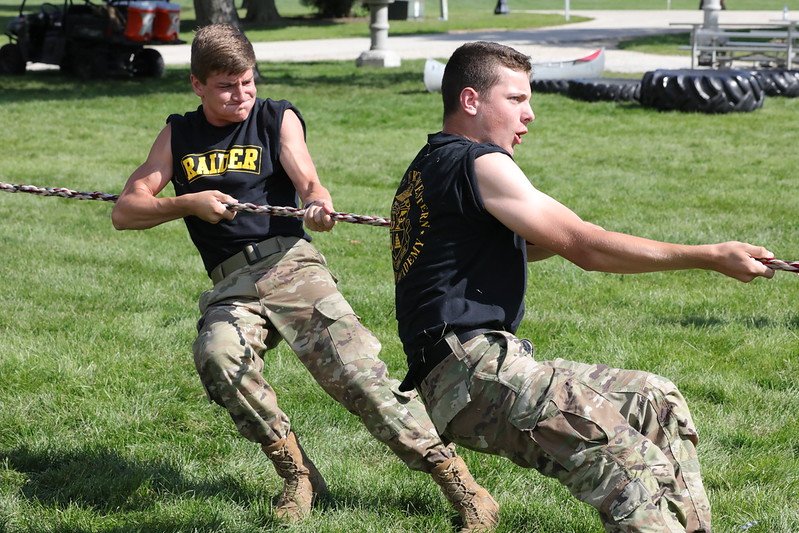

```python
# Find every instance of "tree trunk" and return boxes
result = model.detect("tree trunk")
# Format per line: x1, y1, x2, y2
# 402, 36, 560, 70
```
192, 0, 262, 82
194, 0, 240, 27
243, 0, 281, 23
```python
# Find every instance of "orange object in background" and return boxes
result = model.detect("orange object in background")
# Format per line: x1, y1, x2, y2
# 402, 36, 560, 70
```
124, 1, 156, 42
153, 2, 180, 42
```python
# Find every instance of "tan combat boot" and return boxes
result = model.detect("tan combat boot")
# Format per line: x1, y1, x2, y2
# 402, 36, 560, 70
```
262, 432, 328, 522
431, 456, 499, 532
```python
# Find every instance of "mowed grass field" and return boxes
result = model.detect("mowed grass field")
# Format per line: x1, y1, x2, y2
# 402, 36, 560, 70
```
1, 59, 798, 532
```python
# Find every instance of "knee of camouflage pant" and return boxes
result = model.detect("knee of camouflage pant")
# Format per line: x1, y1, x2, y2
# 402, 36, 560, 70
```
600, 480, 686, 533
193, 326, 291, 444
328, 348, 396, 409
644, 374, 700, 446
193, 325, 264, 407
311, 299, 383, 363
301, 299, 385, 392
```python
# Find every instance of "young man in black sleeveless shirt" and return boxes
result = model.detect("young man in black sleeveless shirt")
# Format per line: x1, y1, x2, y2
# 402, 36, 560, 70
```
392, 41, 775, 532
112, 24, 498, 530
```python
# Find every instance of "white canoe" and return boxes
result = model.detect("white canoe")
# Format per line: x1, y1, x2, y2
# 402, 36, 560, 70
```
532, 48, 605, 80
423, 48, 606, 92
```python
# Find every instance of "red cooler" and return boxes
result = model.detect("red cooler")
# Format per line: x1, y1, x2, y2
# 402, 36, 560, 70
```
153, 2, 180, 42
124, 1, 156, 42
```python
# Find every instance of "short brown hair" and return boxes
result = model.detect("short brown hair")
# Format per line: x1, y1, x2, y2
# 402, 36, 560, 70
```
441, 41, 531, 118
191, 24, 256, 83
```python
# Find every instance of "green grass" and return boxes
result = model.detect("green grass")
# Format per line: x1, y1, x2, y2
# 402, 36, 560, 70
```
1, 60, 799, 532
618, 31, 694, 55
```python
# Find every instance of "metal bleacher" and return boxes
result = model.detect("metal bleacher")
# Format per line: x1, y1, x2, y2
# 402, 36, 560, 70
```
677, 22, 799, 69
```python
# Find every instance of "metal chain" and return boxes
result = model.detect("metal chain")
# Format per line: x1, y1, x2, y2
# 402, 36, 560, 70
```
2, 181, 797, 273
0, 181, 390, 227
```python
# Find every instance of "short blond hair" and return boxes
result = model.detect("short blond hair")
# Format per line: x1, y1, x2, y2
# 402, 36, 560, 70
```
191, 24, 256, 83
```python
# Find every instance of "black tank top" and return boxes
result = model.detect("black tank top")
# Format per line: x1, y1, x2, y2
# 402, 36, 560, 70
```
169, 98, 308, 274
392, 132, 527, 355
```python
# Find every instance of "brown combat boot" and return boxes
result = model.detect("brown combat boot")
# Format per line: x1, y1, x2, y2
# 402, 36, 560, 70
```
262, 432, 328, 522
431, 456, 499, 532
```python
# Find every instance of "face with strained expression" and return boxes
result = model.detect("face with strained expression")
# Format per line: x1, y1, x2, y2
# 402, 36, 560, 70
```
191, 69, 257, 127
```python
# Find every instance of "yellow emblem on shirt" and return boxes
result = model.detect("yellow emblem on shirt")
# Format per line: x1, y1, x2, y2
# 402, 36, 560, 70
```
181, 146, 262, 181
391, 170, 430, 282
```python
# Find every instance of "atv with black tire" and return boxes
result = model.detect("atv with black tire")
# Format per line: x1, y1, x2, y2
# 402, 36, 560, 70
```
1, 0, 180, 78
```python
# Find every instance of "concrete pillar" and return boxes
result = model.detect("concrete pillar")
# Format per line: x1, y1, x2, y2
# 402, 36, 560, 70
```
697, 0, 723, 65
357, 0, 401, 68
702, 0, 721, 30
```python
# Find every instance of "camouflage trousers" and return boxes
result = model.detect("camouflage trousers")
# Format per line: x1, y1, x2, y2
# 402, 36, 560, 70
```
193, 236, 455, 472
416, 330, 712, 532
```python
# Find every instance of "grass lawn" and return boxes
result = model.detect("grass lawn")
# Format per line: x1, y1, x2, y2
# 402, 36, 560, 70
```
1, 58, 799, 532
618, 32, 694, 56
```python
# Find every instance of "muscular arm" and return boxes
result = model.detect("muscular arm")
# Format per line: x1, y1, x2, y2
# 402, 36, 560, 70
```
475, 153, 774, 282
111, 124, 236, 230
279, 109, 335, 232
526, 243, 557, 262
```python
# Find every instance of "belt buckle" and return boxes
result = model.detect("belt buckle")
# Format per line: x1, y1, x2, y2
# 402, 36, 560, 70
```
243, 243, 263, 265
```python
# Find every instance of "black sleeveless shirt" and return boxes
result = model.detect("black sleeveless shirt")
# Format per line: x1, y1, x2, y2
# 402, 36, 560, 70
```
392, 132, 527, 355
168, 98, 309, 274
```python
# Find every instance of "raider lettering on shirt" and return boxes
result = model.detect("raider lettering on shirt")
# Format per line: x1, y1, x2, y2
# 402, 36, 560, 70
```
181, 146, 263, 181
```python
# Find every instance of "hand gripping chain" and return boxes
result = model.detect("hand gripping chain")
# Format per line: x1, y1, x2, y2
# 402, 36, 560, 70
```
0, 181, 390, 227
1, 181, 796, 271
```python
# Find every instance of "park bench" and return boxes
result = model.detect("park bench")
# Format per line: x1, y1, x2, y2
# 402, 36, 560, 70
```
675, 22, 799, 69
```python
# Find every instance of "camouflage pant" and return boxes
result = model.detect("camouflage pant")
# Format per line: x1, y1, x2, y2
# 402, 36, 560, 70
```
416, 330, 712, 532
193, 236, 454, 472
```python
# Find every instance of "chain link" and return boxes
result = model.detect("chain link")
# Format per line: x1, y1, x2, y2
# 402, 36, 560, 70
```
0, 181, 390, 227
4, 181, 798, 272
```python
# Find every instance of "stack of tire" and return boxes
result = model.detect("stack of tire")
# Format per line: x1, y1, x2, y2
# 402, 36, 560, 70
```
531, 79, 571, 95
532, 77, 644, 104
638, 69, 765, 113
533, 68, 799, 114
567, 78, 641, 103
746, 68, 799, 97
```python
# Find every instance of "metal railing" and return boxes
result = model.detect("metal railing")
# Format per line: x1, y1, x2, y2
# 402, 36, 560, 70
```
674, 22, 798, 69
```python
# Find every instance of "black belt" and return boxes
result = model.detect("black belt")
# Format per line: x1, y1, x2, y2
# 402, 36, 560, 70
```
399, 328, 493, 392
209, 238, 284, 285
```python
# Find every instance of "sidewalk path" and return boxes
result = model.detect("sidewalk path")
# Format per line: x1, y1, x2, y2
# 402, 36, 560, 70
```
152, 9, 795, 73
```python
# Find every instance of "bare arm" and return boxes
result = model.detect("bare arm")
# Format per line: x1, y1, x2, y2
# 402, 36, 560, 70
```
475, 153, 774, 282
526, 220, 605, 262
279, 109, 335, 232
111, 124, 237, 230
526, 243, 557, 262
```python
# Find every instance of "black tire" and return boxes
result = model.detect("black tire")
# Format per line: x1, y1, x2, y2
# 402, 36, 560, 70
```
131, 48, 164, 78
0, 43, 26, 75
531, 78, 570, 95
747, 69, 799, 97
567, 78, 641, 102
639, 69, 765, 114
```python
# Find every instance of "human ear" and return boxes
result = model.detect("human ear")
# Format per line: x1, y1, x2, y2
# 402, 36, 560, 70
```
190, 74, 204, 98
461, 87, 479, 116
